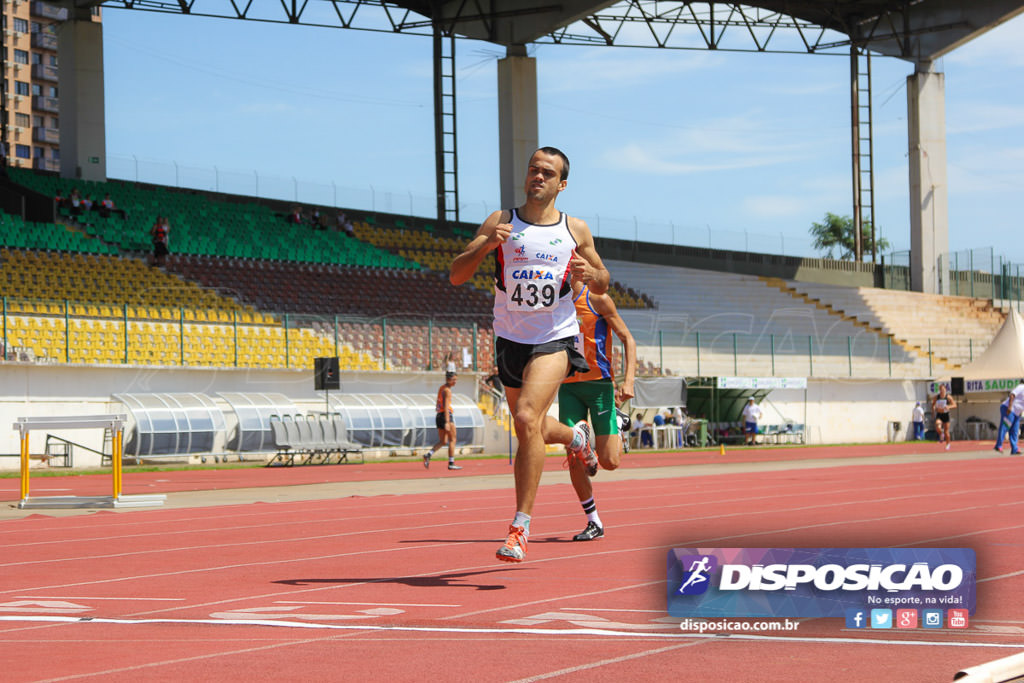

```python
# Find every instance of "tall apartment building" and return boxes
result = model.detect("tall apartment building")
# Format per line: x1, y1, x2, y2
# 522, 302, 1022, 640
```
2, 0, 99, 173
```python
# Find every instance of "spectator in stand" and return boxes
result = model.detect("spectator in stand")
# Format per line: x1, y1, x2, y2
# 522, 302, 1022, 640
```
337, 211, 355, 238
98, 193, 125, 219
54, 189, 66, 209
82, 195, 94, 212
481, 366, 504, 397
479, 366, 505, 416
69, 188, 83, 216
286, 206, 304, 224
150, 216, 169, 268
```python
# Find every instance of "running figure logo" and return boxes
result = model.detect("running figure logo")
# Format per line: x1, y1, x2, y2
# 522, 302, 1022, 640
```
677, 554, 717, 595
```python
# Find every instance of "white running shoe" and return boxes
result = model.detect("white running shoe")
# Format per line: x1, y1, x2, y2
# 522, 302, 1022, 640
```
496, 525, 527, 562
568, 421, 598, 477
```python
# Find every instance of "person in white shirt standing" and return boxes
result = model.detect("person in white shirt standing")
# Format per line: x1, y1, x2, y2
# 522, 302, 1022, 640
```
742, 397, 762, 446
912, 402, 926, 440
1000, 381, 1024, 456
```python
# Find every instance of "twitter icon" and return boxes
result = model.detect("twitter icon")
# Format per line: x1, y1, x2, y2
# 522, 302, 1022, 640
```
870, 609, 893, 629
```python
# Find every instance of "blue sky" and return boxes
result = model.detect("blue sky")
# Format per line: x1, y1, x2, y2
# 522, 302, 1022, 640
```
102, 8, 1024, 264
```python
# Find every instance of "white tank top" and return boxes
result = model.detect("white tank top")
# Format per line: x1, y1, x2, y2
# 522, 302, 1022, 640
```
492, 209, 580, 344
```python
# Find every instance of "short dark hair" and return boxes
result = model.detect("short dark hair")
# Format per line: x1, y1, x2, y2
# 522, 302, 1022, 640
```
445, 371, 456, 380
537, 146, 570, 181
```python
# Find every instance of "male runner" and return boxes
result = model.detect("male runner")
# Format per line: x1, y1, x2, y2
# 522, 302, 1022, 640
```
450, 146, 610, 563
424, 371, 461, 470
559, 278, 636, 541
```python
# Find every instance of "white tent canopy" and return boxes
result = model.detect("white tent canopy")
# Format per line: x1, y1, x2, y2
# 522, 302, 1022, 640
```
955, 309, 1024, 381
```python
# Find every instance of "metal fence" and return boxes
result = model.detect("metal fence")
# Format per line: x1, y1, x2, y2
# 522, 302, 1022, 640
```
107, 154, 824, 256
938, 247, 1024, 307
1, 295, 990, 380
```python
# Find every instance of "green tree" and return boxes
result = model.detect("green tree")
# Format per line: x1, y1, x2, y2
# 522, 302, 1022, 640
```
809, 212, 890, 260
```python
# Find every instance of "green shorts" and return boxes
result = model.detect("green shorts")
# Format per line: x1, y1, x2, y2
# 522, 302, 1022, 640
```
558, 379, 618, 436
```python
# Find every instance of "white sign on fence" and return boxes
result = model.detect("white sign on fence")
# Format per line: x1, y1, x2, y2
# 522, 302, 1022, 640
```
716, 377, 808, 390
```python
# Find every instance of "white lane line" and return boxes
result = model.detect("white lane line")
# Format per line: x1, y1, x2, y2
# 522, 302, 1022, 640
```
979, 569, 1024, 583
1, 614, 1022, 651
274, 601, 460, 607
0, 470, 1011, 549
561, 608, 666, 613
4, 485, 1019, 572
5, 498, 1019, 620
444, 581, 665, 621
14, 596, 185, 601
506, 641, 706, 683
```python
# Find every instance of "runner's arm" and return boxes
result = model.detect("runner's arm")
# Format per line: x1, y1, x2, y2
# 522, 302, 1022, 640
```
566, 216, 610, 294
591, 293, 636, 401
450, 210, 510, 285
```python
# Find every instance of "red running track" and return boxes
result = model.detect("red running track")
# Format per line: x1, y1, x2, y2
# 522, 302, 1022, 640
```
1, 444, 1022, 682
0, 441, 982, 501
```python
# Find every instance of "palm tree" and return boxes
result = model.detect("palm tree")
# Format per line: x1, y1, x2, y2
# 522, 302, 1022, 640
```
809, 212, 889, 260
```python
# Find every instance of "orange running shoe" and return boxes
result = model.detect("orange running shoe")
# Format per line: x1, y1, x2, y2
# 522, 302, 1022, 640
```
496, 524, 527, 562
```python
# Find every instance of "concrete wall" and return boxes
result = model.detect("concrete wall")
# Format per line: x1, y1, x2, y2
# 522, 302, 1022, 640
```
765, 379, 1001, 444
2, 364, 1002, 471
593, 237, 884, 288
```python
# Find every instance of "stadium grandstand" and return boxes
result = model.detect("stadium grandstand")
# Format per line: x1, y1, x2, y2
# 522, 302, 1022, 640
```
2, 166, 1017, 376
1, 165, 1020, 457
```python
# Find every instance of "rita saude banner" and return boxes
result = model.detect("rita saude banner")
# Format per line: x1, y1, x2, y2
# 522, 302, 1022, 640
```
667, 548, 975, 619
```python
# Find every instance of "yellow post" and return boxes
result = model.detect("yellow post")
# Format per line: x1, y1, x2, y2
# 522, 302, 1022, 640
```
19, 432, 30, 501
719, 442, 725, 456
112, 428, 123, 499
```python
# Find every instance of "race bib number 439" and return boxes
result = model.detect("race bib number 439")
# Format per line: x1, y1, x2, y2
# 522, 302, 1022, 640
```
505, 267, 559, 311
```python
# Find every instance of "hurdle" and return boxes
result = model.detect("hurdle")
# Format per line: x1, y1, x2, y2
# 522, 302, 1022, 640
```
14, 414, 166, 509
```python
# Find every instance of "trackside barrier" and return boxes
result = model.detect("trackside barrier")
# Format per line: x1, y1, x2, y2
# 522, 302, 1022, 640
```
13, 414, 166, 509
267, 414, 363, 467
954, 650, 1024, 682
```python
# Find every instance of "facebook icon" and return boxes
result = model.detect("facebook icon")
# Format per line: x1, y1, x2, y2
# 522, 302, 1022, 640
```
845, 609, 867, 629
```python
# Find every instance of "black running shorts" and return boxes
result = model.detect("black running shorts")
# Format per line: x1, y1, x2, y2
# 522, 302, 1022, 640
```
495, 336, 589, 390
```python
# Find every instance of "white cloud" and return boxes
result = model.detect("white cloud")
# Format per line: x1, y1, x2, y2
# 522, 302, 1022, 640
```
948, 145, 1024, 193
605, 137, 810, 174
740, 194, 812, 218
538, 48, 725, 94
947, 103, 1024, 135
235, 102, 300, 115
596, 111, 821, 175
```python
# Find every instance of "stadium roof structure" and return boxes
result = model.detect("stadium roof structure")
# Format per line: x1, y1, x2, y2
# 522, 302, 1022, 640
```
24, 0, 1024, 292
91, 1, 1024, 60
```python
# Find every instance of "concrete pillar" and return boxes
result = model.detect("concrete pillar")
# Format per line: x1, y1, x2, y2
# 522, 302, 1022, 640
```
907, 63, 948, 294
497, 46, 537, 210
57, 14, 106, 182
